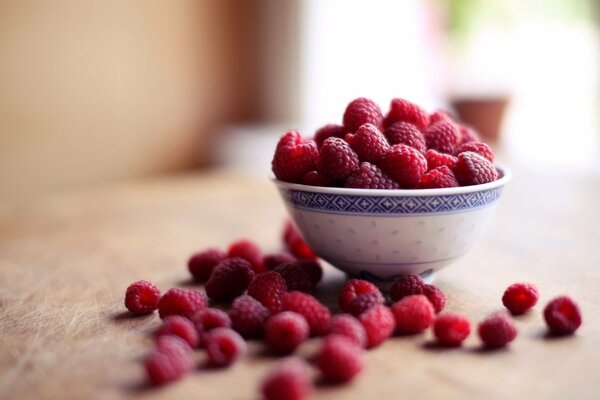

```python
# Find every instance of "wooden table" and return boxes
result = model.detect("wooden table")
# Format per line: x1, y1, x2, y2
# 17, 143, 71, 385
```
1, 166, 599, 400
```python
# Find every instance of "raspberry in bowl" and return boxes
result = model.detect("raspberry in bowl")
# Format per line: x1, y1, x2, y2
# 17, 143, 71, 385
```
272, 97, 511, 286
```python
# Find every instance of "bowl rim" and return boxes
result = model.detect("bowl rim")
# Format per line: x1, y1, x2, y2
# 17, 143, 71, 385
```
273, 165, 511, 197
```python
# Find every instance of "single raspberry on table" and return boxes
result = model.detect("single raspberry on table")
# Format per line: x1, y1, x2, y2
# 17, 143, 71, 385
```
124, 280, 161, 315
158, 288, 207, 319
453, 151, 498, 186
454, 142, 495, 163
301, 170, 335, 187
229, 295, 271, 338
191, 307, 231, 333
281, 291, 331, 336
457, 124, 481, 145
228, 239, 264, 273
424, 120, 460, 154
205, 257, 255, 302
422, 284, 447, 314
543, 296, 582, 335
265, 311, 310, 354
383, 144, 428, 188
391, 295, 435, 334
359, 305, 396, 348
145, 336, 194, 385
187, 248, 226, 282
283, 221, 318, 261
478, 312, 518, 348
419, 166, 459, 189
433, 313, 471, 347
313, 124, 346, 148
317, 137, 360, 181
390, 275, 425, 302
272, 130, 318, 183
316, 335, 364, 383
384, 98, 429, 130
329, 314, 367, 348
339, 279, 381, 313
295, 260, 323, 285
156, 316, 200, 348
273, 263, 314, 293
345, 162, 400, 189
343, 97, 384, 132
384, 121, 427, 154
502, 282, 539, 315
425, 149, 458, 170
346, 291, 385, 317
345, 123, 390, 165
204, 327, 247, 367
247, 271, 288, 314
263, 252, 296, 271
261, 357, 313, 400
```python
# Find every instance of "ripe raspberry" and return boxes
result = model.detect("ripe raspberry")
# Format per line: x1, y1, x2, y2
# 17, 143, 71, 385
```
283, 221, 317, 260
429, 109, 454, 124
205, 257, 255, 302
433, 313, 471, 346
191, 307, 231, 333
384, 121, 427, 154
314, 124, 346, 147
204, 327, 247, 367
391, 295, 435, 334
187, 248, 226, 282
273, 263, 314, 293
543, 296, 582, 335
295, 260, 323, 285
158, 288, 207, 319
345, 162, 400, 189
423, 284, 447, 314
329, 314, 367, 348
419, 165, 459, 189
316, 335, 364, 383
390, 275, 425, 302
247, 271, 288, 313
358, 305, 396, 348
263, 252, 296, 271
384, 98, 429, 130
317, 137, 360, 180
502, 283, 539, 315
457, 124, 481, 145
265, 311, 310, 354
261, 357, 313, 400
301, 170, 334, 187
145, 336, 194, 385
425, 149, 458, 170
345, 123, 390, 165
229, 295, 271, 338
272, 130, 318, 183
156, 316, 200, 348
343, 97, 384, 132
281, 291, 331, 336
424, 120, 460, 154
339, 279, 381, 313
478, 312, 518, 348
346, 291, 385, 317
124, 280, 161, 315
228, 239, 264, 273
383, 144, 428, 188
454, 142, 495, 163
453, 151, 498, 186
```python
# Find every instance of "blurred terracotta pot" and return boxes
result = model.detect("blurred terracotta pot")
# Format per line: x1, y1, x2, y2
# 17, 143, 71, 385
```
451, 96, 509, 141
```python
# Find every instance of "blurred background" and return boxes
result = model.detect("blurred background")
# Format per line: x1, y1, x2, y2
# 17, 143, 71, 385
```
0, 0, 598, 202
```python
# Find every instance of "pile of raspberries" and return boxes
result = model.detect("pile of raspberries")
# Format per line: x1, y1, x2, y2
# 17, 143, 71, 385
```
272, 97, 499, 189
123, 222, 582, 400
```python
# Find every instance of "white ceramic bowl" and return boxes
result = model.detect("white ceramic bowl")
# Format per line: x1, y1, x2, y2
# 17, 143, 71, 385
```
274, 167, 511, 285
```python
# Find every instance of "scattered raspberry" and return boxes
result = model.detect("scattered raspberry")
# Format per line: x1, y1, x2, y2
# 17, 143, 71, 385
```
345, 162, 400, 189
247, 271, 288, 313
228, 239, 264, 273
346, 291, 385, 317
283, 221, 318, 261
187, 248, 226, 282
358, 305, 396, 348
453, 151, 498, 186
205, 257, 255, 302
281, 291, 331, 336
272, 130, 318, 183
543, 296, 582, 335
265, 311, 310, 354
261, 357, 313, 400
191, 307, 231, 333
478, 312, 518, 348
263, 252, 296, 271
502, 283, 539, 315
384, 98, 429, 130
158, 288, 207, 319
454, 142, 495, 163
457, 124, 481, 145
145, 336, 194, 385
433, 313, 471, 347
301, 170, 335, 187
425, 149, 458, 170
429, 110, 454, 124
329, 314, 367, 348
384, 121, 427, 154
339, 279, 381, 313
391, 295, 435, 334
419, 165, 459, 189
390, 275, 425, 302
316, 335, 364, 383
295, 260, 323, 285
383, 144, 428, 188
317, 137, 360, 180
343, 97, 384, 132
204, 327, 247, 367
229, 295, 271, 338
156, 316, 200, 348
424, 120, 460, 154
314, 124, 346, 148
273, 263, 314, 293
124, 280, 161, 315
345, 123, 390, 165
422, 284, 447, 314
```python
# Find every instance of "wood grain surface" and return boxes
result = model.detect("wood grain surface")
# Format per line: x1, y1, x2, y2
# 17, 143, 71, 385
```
1, 167, 599, 400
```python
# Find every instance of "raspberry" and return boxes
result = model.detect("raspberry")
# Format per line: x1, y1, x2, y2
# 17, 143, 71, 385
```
316, 335, 364, 383
191, 307, 231, 333
283, 221, 317, 260
229, 295, 271, 338
247, 271, 288, 313
272, 130, 318, 183
145, 336, 194, 385
124, 280, 161, 315
156, 316, 200, 348
204, 327, 246, 367
345, 123, 390, 165
205, 257, 255, 302
263, 252, 296, 271
424, 120, 460, 154
389, 275, 425, 302
423, 284, 447, 314
425, 149, 458, 170
457, 124, 481, 145
454, 142, 495, 163
383, 144, 428, 188
384, 98, 429, 130
478, 312, 518, 348
453, 151, 498, 186
261, 357, 313, 400
345, 162, 400, 189
187, 248, 226, 282
265, 311, 310, 354
273, 263, 314, 293
391, 295, 435, 334
343, 97, 384, 132
158, 288, 207, 319
329, 314, 367, 348
295, 260, 323, 285
281, 291, 331, 336
502, 283, 539, 315
228, 239, 264, 273
419, 165, 459, 189
358, 305, 396, 348
314, 124, 346, 147
301, 170, 335, 187
384, 122, 427, 154
317, 137, 360, 180
339, 279, 380, 313
346, 291, 385, 317
543, 296, 582, 335
433, 313, 471, 346
429, 109, 455, 124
